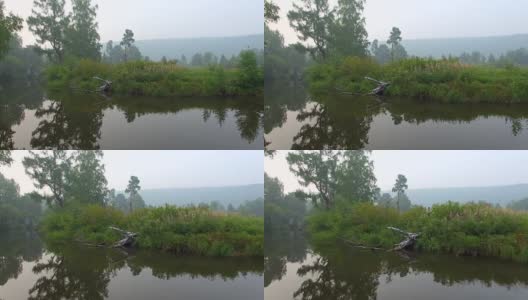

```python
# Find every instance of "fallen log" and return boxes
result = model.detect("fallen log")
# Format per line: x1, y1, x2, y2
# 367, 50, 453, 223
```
109, 226, 138, 248
93, 76, 112, 93
338, 237, 384, 251
365, 76, 391, 96
388, 226, 420, 251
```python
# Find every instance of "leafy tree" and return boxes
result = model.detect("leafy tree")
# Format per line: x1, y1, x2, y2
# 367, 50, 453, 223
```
120, 29, 135, 62
288, 0, 335, 60
237, 50, 261, 90
0, 150, 11, 165
65, 0, 101, 59
191, 52, 203, 66
110, 193, 128, 212
336, 150, 377, 202
27, 0, 70, 62
387, 27, 402, 62
66, 150, 108, 205
238, 197, 264, 217
125, 175, 141, 212
331, 0, 369, 57
265, 173, 306, 231
0, 0, 23, 59
265, 0, 280, 23
392, 174, 408, 212
23, 150, 71, 208
180, 54, 187, 65
371, 39, 391, 64
129, 193, 146, 210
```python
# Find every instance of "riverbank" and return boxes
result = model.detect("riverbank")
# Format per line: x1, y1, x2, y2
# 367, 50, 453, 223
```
40, 205, 263, 257
45, 57, 263, 97
308, 57, 528, 103
308, 201, 528, 262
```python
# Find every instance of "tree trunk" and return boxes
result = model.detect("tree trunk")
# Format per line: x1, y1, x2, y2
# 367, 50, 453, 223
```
388, 226, 420, 251
109, 226, 138, 248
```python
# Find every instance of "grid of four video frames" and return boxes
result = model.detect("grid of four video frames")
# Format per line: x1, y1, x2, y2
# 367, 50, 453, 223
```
1, 0, 528, 299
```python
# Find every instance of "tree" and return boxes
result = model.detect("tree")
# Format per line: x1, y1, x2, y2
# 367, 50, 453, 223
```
371, 39, 391, 64
120, 29, 135, 62
110, 193, 128, 212
191, 53, 203, 66
392, 174, 408, 212
387, 27, 402, 62
0, 150, 11, 166
65, 0, 101, 59
237, 50, 260, 90
0, 0, 23, 59
27, 0, 70, 62
265, 0, 280, 24
66, 150, 108, 205
23, 151, 71, 208
125, 176, 141, 212
288, 0, 335, 60
180, 54, 187, 65
331, 0, 369, 57
336, 150, 377, 202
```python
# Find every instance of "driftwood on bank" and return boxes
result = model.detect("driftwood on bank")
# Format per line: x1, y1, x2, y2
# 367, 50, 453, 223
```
109, 226, 138, 248
387, 226, 420, 251
336, 76, 391, 96
93, 76, 112, 93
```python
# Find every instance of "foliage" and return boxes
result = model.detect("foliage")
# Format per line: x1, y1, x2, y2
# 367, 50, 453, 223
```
40, 205, 264, 257
265, 0, 280, 23
287, 0, 368, 60
264, 173, 307, 232
23, 150, 108, 208
45, 54, 263, 96
308, 201, 528, 263
0, 150, 11, 165
0, 173, 42, 231
0, 36, 44, 83
392, 174, 408, 212
0, 0, 23, 59
286, 150, 377, 209
65, 0, 101, 60
308, 56, 528, 103
120, 29, 135, 62
264, 25, 309, 81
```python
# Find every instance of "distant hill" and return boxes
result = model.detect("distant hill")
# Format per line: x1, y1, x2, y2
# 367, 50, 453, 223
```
133, 34, 263, 61
399, 184, 528, 207
131, 184, 263, 207
400, 34, 528, 58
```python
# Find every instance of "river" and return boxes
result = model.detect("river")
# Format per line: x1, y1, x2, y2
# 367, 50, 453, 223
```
0, 85, 263, 150
265, 82, 528, 149
265, 233, 528, 300
0, 232, 263, 300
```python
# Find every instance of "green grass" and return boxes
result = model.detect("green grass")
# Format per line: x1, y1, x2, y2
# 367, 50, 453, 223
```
45, 59, 263, 97
308, 56, 528, 103
308, 201, 528, 262
40, 205, 263, 257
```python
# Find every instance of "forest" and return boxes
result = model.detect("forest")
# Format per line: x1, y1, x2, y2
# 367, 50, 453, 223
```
0, 150, 263, 257
264, 0, 528, 103
265, 150, 528, 263
0, 0, 263, 97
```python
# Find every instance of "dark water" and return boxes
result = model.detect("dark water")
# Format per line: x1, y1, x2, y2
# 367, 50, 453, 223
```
265, 83, 528, 149
0, 232, 263, 300
265, 233, 528, 300
0, 85, 263, 149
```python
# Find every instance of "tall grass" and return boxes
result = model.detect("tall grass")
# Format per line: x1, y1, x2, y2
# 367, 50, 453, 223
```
45, 59, 263, 97
40, 205, 263, 257
308, 201, 528, 262
308, 57, 528, 103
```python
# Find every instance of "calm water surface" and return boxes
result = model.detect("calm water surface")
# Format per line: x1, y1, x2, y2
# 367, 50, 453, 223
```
0, 85, 263, 149
0, 232, 263, 300
265, 82, 528, 149
265, 233, 528, 300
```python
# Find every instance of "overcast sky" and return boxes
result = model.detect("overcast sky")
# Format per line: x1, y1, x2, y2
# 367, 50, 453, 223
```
265, 151, 528, 193
269, 0, 527, 45
1, 151, 264, 194
3, 0, 263, 46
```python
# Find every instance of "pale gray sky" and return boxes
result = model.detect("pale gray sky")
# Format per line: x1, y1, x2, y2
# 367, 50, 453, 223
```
265, 151, 528, 193
1, 151, 264, 194
269, 0, 527, 45
4, 0, 264, 46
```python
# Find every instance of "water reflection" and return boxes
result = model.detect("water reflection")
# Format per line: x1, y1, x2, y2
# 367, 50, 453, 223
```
265, 234, 528, 300
0, 232, 263, 300
0, 86, 263, 149
265, 83, 528, 149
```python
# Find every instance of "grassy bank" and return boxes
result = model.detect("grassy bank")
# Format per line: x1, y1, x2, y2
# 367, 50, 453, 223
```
308, 57, 528, 103
45, 58, 263, 97
40, 205, 263, 257
308, 201, 528, 262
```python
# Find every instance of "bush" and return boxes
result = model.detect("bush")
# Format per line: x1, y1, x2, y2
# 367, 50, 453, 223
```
308, 56, 528, 103
307, 201, 528, 262
40, 205, 263, 257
